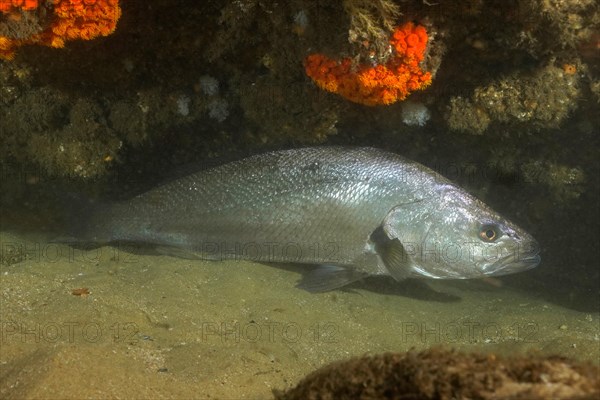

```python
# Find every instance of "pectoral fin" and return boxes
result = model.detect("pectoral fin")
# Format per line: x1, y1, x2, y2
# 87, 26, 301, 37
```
376, 236, 413, 281
372, 217, 414, 281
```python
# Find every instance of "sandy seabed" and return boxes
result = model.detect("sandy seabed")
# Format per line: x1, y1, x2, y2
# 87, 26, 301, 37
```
0, 232, 598, 399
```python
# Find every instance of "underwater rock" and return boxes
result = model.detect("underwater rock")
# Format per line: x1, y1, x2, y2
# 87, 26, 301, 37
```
275, 348, 600, 400
446, 63, 581, 135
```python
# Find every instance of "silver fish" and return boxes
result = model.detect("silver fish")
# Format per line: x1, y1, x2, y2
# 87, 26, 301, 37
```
77, 147, 540, 292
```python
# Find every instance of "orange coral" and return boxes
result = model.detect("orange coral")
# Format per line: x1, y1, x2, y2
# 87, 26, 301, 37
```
0, 0, 120, 59
304, 22, 432, 106
0, 0, 39, 13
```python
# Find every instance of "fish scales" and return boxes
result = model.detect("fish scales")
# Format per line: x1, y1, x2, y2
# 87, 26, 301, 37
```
77, 147, 540, 292
90, 148, 429, 266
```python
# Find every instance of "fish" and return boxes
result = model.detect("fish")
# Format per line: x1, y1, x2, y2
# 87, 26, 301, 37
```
72, 147, 540, 292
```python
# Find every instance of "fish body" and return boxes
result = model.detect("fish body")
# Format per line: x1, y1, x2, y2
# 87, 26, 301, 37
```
79, 147, 540, 291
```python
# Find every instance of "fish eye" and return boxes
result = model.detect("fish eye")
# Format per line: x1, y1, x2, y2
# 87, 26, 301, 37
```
479, 224, 500, 242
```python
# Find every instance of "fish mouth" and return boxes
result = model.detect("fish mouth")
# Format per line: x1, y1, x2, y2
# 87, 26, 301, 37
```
485, 248, 541, 276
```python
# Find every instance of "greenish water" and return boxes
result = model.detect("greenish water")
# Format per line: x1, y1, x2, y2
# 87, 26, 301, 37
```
1, 1, 599, 398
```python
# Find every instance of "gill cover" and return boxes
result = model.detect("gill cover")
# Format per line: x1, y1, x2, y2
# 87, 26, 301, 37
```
380, 186, 476, 279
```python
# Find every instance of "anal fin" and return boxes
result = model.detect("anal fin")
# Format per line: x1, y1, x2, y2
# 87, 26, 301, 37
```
296, 265, 367, 293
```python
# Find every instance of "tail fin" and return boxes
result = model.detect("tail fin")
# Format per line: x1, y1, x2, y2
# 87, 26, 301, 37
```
53, 192, 114, 245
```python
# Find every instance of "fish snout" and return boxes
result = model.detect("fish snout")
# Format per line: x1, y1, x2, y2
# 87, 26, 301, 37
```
484, 240, 541, 276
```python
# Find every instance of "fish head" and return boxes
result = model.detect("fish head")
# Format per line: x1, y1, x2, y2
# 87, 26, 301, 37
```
382, 185, 540, 279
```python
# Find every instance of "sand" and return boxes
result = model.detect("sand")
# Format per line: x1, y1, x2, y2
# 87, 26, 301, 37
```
0, 231, 598, 399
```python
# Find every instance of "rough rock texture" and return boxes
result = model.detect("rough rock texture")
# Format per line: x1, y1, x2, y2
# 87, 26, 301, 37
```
275, 348, 600, 400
